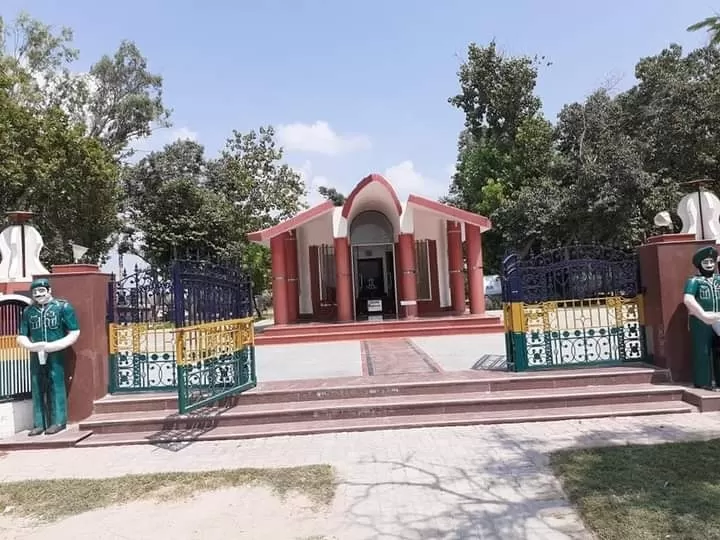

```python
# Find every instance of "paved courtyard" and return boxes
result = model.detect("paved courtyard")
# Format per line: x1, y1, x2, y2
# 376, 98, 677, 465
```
255, 333, 508, 382
3, 411, 720, 539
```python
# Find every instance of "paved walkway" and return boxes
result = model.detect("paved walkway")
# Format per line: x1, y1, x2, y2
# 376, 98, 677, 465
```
3, 412, 720, 539
256, 334, 506, 382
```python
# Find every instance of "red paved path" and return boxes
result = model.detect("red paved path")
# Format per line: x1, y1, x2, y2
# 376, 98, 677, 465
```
361, 338, 444, 376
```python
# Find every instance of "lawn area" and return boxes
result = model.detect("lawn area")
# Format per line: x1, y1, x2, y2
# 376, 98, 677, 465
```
551, 439, 720, 540
0, 464, 336, 522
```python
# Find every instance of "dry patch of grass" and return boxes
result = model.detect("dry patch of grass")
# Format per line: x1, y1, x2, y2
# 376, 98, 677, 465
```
0, 464, 336, 522
551, 439, 720, 540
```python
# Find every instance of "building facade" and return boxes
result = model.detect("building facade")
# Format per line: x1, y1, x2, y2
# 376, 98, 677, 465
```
248, 174, 492, 324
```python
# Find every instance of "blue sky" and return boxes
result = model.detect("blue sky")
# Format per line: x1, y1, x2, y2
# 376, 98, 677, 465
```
3, 1, 714, 206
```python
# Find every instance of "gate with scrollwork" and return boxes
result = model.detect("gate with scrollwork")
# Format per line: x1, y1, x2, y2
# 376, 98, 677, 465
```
107, 259, 256, 413
501, 246, 647, 372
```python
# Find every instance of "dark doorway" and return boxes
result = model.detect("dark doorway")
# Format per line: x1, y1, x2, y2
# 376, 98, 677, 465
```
358, 258, 384, 298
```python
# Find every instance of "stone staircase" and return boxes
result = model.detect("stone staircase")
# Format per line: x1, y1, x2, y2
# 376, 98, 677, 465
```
73, 365, 692, 447
0, 365, 700, 450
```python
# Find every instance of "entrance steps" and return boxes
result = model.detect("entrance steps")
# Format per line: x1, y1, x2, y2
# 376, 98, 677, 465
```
255, 314, 504, 345
67, 365, 694, 447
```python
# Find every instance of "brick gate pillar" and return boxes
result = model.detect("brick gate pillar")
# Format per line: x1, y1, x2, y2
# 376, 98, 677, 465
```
447, 221, 466, 314
284, 231, 300, 323
398, 233, 418, 319
638, 233, 714, 383
466, 223, 486, 315
334, 237, 353, 322
270, 233, 289, 325
34, 264, 110, 423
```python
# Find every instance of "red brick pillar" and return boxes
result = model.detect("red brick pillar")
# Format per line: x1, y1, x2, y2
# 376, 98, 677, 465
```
334, 237, 353, 322
284, 231, 299, 323
638, 233, 715, 383
398, 233, 418, 318
447, 221, 465, 314
466, 224, 486, 315
35, 264, 110, 422
270, 233, 289, 325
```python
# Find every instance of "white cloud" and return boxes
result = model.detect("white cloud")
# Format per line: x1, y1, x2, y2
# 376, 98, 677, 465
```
383, 160, 448, 201
277, 121, 371, 155
294, 161, 334, 206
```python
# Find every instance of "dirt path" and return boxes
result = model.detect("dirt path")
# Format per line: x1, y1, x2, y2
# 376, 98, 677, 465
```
0, 487, 338, 540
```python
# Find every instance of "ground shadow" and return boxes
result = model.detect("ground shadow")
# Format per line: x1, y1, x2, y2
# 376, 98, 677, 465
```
332, 415, 720, 539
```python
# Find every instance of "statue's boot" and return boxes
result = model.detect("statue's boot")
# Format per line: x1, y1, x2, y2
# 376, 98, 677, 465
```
28, 427, 44, 437
44, 424, 66, 435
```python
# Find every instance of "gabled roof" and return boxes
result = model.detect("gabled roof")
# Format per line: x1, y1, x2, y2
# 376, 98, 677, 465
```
246, 200, 335, 242
407, 194, 492, 232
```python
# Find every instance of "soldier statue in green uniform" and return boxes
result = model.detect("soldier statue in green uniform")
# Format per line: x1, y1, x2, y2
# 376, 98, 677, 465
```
683, 246, 720, 389
16, 278, 80, 435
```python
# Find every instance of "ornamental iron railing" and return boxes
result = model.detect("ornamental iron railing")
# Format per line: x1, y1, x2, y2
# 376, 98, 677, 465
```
501, 245, 647, 371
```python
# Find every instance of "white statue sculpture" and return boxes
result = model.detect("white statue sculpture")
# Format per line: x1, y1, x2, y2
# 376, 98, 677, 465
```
0, 213, 49, 283
676, 187, 720, 242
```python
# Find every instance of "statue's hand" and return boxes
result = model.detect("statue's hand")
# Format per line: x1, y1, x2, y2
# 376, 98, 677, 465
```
703, 312, 720, 325
28, 341, 47, 353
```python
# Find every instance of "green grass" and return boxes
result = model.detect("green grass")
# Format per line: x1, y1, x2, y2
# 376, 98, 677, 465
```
551, 439, 720, 540
0, 464, 336, 523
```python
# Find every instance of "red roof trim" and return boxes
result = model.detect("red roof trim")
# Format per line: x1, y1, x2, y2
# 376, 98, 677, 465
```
407, 194, 492, 231
341, 173, 403, 219
247, 200, 335, 242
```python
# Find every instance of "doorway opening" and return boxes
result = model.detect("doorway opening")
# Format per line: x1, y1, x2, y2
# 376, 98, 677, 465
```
349, 211, 398, 321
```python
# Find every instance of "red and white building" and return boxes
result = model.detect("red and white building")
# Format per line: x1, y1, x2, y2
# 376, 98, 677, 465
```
248, 174, 492, 325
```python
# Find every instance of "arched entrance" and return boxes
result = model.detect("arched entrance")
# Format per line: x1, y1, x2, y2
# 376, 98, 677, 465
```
349, 211, 398, 321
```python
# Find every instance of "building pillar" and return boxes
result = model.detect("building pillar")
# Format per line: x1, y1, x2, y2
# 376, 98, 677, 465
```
270, 233, 289, 325
466, 223, 485, 315
447, 221, 465, 315
638, 233, 714, 383
398, 233, 418, 318
284, 231, 299, 323
334, 237, 353, 322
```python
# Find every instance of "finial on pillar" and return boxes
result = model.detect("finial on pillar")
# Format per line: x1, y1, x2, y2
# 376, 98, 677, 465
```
5, 211, 34, 225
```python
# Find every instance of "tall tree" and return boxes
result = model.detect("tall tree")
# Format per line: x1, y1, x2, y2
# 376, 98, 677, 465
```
448, 41, 553, 271
0, 70, 120, 263
1, 12, 171, 158
126, 128, 306, 294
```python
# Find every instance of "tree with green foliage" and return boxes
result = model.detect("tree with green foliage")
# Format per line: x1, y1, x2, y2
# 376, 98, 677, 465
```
1, 12, 171, 159
317, 186, 345, 206
447, 41, 553, 271
125, 128, 305, 296
0, 70, 120, 263
0, 13, 169, 263
688, 14, 720, 46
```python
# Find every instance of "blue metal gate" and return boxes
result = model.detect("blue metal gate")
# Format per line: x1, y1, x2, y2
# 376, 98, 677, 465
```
107, 258, 256, 409
501, 246, 647, 371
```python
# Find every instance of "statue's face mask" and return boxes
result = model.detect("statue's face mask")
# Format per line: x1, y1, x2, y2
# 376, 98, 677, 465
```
32, 286, 52, 305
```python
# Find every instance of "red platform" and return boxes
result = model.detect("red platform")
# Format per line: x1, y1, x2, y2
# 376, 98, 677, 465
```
254, 313, 505, 345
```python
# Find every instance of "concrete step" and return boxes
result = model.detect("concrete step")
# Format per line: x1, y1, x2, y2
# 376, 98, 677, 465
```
255, 321, 505, 345
75, 400, 695, 447
81, 383, 685, 435
92, 365, 671, 414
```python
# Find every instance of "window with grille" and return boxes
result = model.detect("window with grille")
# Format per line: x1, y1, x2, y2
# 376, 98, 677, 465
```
318, 245, 336, 305
415, 240, 432, 301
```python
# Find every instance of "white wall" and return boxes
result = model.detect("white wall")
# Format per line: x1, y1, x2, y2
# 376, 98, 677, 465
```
413, 210, 450, 308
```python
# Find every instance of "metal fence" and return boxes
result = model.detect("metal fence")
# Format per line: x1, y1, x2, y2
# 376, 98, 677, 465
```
0, 300, 30, 401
